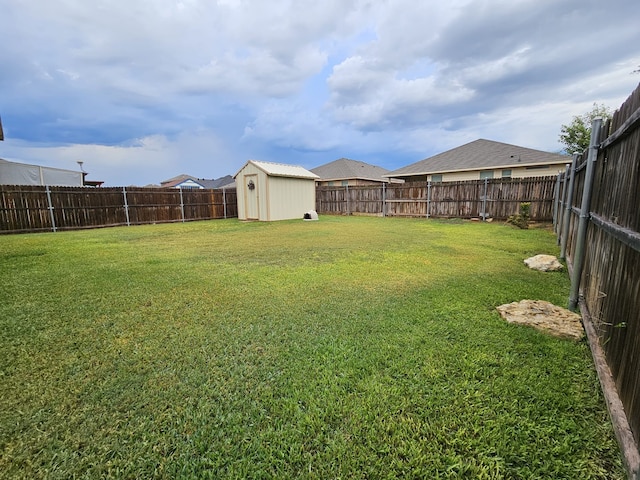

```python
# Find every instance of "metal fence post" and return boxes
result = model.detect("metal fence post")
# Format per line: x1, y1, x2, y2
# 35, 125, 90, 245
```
426, 181, 431, 218
560, 154, 580, 260
557, 164, 570, 244
481, 178, 488, 220
223, 188, 227, 219
345, 184, 349, 215
553, 173, 562, 232
45, 185, 57, 232
179, 187, 185, 222
382, 183, 386, 217
123, 187, 131, 226
569, 118, 603, 310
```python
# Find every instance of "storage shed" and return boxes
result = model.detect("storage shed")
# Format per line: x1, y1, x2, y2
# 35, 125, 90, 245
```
234, 160, 319, 221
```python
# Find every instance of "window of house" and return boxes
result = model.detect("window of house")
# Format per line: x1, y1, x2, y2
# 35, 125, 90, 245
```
431, 174, 443, 183
502, 169, 512, 178
479, 171, 494, 180
342, 180, 349, 186
328, 181, 334, 186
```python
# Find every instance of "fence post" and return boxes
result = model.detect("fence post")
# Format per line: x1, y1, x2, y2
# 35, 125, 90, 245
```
223, 188, 227, 219
569, 118, 603, 310
45, 185, 57, 232
560, 154, 580, 260
123, 187, 131, 226
556, 165, 570, 244
481, 178, 488, 220
426, 181, 431, 218
179, 187, 185, 222
382, 183, 386, 217
552, 173, 562, 232
346, 184, 349, 215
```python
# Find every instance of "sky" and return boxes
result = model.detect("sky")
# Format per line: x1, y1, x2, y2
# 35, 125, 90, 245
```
1, 0, 639, 187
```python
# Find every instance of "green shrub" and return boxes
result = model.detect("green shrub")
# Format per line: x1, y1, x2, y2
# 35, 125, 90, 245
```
507, 202, 531, 229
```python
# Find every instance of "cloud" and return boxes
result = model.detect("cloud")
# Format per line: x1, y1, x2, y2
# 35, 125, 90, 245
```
182, 45, 328, 97
1, 0, 639, 187
324, 0, 640, 132
1, 129, 241, 187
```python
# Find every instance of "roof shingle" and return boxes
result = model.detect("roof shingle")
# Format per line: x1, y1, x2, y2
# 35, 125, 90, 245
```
311, 158, 391, 182
386, 139, 570, 177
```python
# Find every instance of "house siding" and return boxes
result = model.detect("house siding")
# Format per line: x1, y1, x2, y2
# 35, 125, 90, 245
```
316, 178, 386, 187
420, 162, 569, 182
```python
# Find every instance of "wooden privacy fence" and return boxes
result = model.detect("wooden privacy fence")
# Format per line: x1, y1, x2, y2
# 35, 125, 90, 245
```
0, 186, 237, 234
317, 176, 557, 220
554, 82, 640, 477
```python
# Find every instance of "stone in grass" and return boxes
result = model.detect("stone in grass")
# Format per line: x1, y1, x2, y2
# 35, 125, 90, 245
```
496, 300, 584, 341
524, 254, 563, 272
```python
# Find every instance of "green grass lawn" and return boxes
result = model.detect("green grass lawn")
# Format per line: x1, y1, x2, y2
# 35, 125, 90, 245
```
0, 216, 624, 479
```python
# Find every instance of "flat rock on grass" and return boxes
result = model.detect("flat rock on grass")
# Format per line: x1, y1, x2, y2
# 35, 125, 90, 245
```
496, 300, 584, 340
524, 254, 563, 272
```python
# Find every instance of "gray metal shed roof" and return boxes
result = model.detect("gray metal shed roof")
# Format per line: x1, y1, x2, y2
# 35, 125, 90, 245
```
234, 160, 319, 179
385, 139, 570, 177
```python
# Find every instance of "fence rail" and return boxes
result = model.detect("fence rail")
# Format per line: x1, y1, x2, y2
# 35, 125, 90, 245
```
0, 186, 237, 233
554, 82, 640, 478
317, 176, 558, 220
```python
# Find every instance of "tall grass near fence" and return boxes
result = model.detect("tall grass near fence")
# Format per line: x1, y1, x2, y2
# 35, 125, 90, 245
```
0, 217, 624, 478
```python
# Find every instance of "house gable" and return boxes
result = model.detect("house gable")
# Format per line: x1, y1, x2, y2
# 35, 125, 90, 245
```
174, 178, 205, 189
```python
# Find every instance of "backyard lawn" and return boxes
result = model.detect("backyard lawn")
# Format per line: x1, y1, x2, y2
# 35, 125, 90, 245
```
0, 216, 624, 479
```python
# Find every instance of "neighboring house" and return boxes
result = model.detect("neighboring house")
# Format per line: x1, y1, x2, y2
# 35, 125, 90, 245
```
0, 158, 84, 186
385, 139, 571, 183
311, 158, 403, 186
160, 174, 235, 189
234, 160, 318, 221
208, 175, 236, 189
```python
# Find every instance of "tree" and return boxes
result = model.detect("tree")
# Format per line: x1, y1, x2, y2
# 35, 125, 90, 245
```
558, 103, 612, 154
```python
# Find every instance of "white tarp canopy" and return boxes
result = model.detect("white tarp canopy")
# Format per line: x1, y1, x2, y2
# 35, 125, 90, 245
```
0, 158, 83, 186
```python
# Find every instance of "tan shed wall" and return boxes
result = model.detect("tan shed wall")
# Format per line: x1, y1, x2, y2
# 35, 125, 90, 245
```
266, 176, 316, 221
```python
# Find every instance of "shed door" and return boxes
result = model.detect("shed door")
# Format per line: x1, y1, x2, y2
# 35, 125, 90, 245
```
244, 174, 259, 220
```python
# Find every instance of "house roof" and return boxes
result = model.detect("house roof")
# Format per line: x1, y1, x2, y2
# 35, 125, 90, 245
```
385, 139, 571, 177
161, 174, 236, 189
161, 174, 193, 187
234, 160, 319, 179
208, 175, 235, 188
311, 158, 391, 182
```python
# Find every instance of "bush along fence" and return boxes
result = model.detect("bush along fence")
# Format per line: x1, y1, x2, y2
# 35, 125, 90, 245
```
554, 82, 640, 478
316, 176, 557, 221
0, 185, 238, 234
